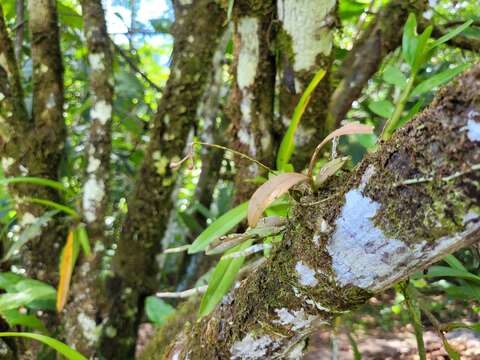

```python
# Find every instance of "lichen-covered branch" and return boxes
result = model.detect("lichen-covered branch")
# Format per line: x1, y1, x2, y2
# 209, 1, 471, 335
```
230, 1, 276, 202
100, 1, 225, 357
276, 0, 336, 168
62, 0, 114, 355
165, 64, 480, 359
329, 0, 426, 126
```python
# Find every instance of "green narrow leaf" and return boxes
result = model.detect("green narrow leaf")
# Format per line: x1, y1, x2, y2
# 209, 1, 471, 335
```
276, 68, 326, 170
401, 98, 424, 125
423, 265, 480, 282
188, 202, 248, 254
443, 339, 461, 360
368, 100, 395, 118
431, 20, 473, 49
227, 0, 234, 21
443, 254, 467, 271
383, 65, 407, 88
0, 177, 70, 194
412, 25, 432, 71
145, 296, 175, 326
411, 63, 471, 97
402, 13, 418, 67
0, 332, 87, 360
198, 240, 252, 317
75, 225, 91, 257
24, 197, 79, 218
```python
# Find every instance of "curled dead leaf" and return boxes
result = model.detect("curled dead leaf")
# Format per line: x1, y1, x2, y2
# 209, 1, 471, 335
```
248, 172, 309, 227
307, 123, 374, 177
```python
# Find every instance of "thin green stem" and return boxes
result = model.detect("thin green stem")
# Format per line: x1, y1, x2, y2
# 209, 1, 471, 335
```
400, 282, 426, 360
382, 74, 416, 140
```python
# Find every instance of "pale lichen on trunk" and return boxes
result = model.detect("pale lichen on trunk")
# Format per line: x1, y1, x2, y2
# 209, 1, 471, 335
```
164, 65, 480, 359
62, 0, 114, 355
276, 0, 336, 168
230, 1, 276, 202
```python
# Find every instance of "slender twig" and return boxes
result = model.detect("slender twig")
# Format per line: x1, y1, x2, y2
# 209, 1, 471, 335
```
156, 285, 208, 299
395, 163, 480, 187
193, 141, 275, 174
109, 38, 163, 92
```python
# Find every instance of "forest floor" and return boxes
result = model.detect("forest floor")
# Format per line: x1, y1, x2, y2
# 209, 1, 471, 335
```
304, 327, 480, 359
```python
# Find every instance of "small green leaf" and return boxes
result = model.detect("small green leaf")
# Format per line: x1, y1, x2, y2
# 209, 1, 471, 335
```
24, 197, 79, 219
227, 0, 234, 21
411, 64, 471, 97
431, 20, 473, 49
0, 273, 23, 292
0, 282, 56, 312
0, 177, 71, 194
188, 202, 248, 254
402, 13, 418, 67
198, 240, 252, 317
145, 296, 175, 326
443, 339, 461, 360
0, 332, 87, 360
383, 65, 407, 88
368, 100, 395, 118
276, 68, 326, 170
0, 309, 48, 333
412, 25, 432, 71
443, 254, 467, 271
401, 98, 424, 125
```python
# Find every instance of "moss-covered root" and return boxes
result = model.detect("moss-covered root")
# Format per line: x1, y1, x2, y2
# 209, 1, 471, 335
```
162, 65, 480, 359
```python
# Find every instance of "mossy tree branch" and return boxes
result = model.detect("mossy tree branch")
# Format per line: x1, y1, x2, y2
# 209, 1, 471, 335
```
164, 64, 480, 359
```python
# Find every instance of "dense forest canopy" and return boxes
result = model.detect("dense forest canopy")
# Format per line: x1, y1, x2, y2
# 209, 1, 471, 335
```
0, 0, 479, 359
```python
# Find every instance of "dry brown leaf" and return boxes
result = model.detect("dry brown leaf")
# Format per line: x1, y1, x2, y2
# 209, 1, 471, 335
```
307, 123, 374, 176
315, 156, 349, 187
248, 172, 309, 227
56, 230, 74, 312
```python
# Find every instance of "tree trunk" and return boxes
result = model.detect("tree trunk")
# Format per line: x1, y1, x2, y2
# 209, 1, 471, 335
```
62, 0, 114, 355
100, 1, 226, 357
164, 64, 480, 359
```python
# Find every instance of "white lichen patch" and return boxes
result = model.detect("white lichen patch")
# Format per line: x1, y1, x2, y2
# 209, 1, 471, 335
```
88, 53, 105, 72
0, 93, 5, 101
273, 308, 316, 331
295, 261, 318, 287
277, 0, 335, 71
237, 17, 259, 89
0, 53, 8, 74
359, 164, 376, 190
20, 213, 37, 227
326, 186, 480, 292
40, 64, 49, 74
90, 100, 112, 125
230, 333, 274, 360
287, 341, 306, 359
87, 155, 101, 173
77, 313, 100, 346
46, 93, 56, 109
2, 157, 14, 172
83, 177, 105, 223
467, 118, 480, 142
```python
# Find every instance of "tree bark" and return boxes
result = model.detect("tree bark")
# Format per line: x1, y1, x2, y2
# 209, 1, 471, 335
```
229, 1, 276, 203
62, 0, 114, 355
329, 0, 427, 127
276, 0, 336, 168
100, 1, 226, 357
164, 64, 480, 359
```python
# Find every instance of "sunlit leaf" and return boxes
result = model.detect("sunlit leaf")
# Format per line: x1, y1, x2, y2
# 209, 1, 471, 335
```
248, 173, 308, 228
402, 13, 418, 67
75, 225, 91, 257
276, 68, 326, 170
0, 332, 87, 360
423, 265, 480, 283
188, 202, 248, 254
0, 281, 55, 312
56, 231, 75, 312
